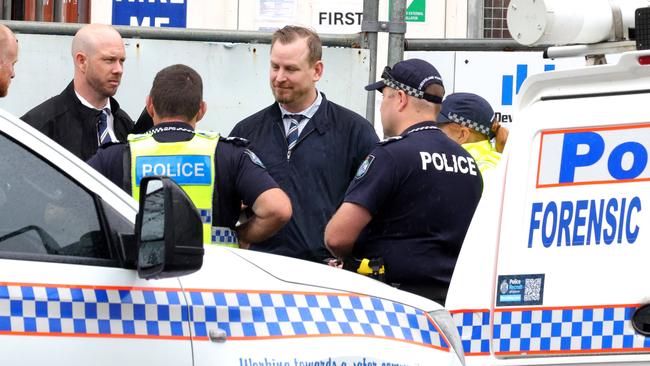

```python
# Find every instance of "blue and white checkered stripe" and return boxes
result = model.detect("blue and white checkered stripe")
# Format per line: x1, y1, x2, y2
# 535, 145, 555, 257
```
494, 306, 650, 354
211, 226, 238, 245
451, 310, 491, 354
187, 291, 447, 348
0, 285, 189, 337
452, 306, 650, 356
0, 284, 447, 349
199, 208, 212, 225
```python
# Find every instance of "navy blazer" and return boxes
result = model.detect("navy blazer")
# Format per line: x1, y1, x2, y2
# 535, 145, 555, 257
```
231, 93, 379, 262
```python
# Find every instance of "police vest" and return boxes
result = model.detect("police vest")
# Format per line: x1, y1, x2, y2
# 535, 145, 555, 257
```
462, 140, 501, 174
128, 131, 238, 248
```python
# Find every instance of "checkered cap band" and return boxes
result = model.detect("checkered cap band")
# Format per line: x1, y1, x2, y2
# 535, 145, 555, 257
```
384, 78, 425, 99
452, 306, 650, 356
0, 283, 448, 349
445, 112, 491, 136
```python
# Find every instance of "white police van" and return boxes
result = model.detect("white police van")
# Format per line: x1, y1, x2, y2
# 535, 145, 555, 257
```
0, 109, 465, 365
445, 1, 650, 365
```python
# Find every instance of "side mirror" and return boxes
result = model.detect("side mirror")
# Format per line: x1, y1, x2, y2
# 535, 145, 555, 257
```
136, 176, 204, 279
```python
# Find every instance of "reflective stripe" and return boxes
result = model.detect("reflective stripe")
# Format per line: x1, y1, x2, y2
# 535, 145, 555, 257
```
452, 305, 650, 356
210, 226, 238, 248
0, 282, 448, 349
462, 140, 501, 174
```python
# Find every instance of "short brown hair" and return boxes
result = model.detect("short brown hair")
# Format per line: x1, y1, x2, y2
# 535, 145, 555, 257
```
150, 64, 202, 121
271, 25, 322, 65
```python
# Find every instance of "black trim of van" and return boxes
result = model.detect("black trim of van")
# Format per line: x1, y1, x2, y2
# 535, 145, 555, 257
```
0, 251, 120, 267
541, 89, 650, 101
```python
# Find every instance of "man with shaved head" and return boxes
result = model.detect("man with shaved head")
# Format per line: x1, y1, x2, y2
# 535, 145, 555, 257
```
0, 24, 18, 98
22, 24, 139, 160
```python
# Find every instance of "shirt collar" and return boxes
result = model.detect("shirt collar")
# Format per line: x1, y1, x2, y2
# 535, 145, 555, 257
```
75, 90, 111, 113
147, 121, 195, 133
403, 121, 437, 135
278, 89, 322, 120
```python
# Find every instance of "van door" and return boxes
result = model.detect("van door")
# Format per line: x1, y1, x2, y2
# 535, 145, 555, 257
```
492, 90, 650, 363
0, 131, 192, 365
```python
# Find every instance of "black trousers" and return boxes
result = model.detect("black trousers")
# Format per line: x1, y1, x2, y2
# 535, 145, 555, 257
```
396, 282, 449, 306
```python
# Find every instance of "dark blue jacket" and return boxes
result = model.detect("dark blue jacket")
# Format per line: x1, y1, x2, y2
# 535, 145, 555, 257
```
230, 93, 379, 262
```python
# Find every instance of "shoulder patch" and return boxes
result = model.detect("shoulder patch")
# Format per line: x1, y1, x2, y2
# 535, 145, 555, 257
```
244, 149, 265, 169
378, 135, 404, 145
355, 154, 375, 179
220, 136, 250, 147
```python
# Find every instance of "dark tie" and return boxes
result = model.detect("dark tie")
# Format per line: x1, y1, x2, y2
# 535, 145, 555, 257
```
97, 108, 111, 145
284, 114, 307, 152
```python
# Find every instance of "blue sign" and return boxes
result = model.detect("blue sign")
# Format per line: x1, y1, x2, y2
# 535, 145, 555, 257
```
501, 64, 555, 106
112, 0, 187, 28
135, 155, 212, 186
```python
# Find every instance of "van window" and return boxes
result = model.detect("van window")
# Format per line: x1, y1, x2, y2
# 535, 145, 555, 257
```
0, 133, 109, 259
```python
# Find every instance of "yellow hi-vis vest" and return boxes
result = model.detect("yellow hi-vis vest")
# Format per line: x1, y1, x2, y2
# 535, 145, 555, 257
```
462, 140, 502, 174
128, 131, 238, 247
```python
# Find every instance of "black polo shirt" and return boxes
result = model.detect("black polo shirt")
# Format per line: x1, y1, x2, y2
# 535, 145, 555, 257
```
344, 121, 483, 286
87, 122, 279, 229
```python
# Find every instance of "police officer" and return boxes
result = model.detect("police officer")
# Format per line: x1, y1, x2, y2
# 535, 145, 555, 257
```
436, 92, 502, 173
324, 59, 483, 304
88, 64, 292, 247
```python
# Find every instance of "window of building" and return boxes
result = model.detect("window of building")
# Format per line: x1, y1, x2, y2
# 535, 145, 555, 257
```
484, 0, 511, 39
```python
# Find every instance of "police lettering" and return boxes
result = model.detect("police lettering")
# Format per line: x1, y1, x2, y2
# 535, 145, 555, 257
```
528, 197, 641, 248
560, 131, 649, 183
420, 152, 478, 175
141, 162, 205, 178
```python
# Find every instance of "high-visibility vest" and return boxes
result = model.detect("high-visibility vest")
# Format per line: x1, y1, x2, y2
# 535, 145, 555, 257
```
128, 131, 238, 247
462, 140, 501, 174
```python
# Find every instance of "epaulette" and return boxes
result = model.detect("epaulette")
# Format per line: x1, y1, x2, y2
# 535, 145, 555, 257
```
378, 135, 404, 145
219, 136, 250, 147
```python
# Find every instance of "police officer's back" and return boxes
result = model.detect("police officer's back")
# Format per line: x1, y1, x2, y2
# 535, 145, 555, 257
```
88, 64, 292, 247
324, 59, 483, 304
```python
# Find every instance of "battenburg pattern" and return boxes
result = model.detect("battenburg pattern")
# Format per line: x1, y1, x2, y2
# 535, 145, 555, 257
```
0, 283, 447, 349
452, 305, 650, 356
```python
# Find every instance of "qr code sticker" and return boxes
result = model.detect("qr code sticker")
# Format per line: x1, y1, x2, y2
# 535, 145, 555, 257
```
524, 278, 542, 302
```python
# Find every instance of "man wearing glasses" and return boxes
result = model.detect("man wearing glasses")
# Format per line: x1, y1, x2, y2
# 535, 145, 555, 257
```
325, 59, 483, 304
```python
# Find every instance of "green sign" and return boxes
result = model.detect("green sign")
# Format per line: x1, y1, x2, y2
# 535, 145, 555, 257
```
390, 0, 426, 22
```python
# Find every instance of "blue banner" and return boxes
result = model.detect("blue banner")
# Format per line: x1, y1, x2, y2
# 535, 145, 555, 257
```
135, 155, 212, 186
112, 0, 187, 28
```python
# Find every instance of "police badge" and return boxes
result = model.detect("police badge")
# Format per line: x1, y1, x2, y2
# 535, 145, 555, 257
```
355, 155, 375, 179
244, 149, 265, 169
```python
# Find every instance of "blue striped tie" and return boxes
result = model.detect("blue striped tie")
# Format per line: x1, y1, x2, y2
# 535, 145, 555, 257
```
285, 114, 306, 152
97, 108, 111, 145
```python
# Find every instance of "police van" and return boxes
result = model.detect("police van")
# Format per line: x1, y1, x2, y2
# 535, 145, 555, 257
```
0, 112, 464, 364
445, 0, 650, 364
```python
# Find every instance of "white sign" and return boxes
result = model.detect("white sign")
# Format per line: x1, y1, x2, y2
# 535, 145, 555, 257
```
311, 0, 363, 34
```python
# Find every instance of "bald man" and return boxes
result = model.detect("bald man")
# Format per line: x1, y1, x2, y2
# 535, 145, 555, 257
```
0, 24, 18, 98
22, 24, 142, 160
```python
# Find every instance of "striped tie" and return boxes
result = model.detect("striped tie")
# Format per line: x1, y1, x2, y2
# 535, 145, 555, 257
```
285, 114, 306, 152
97, 108, 111, 145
